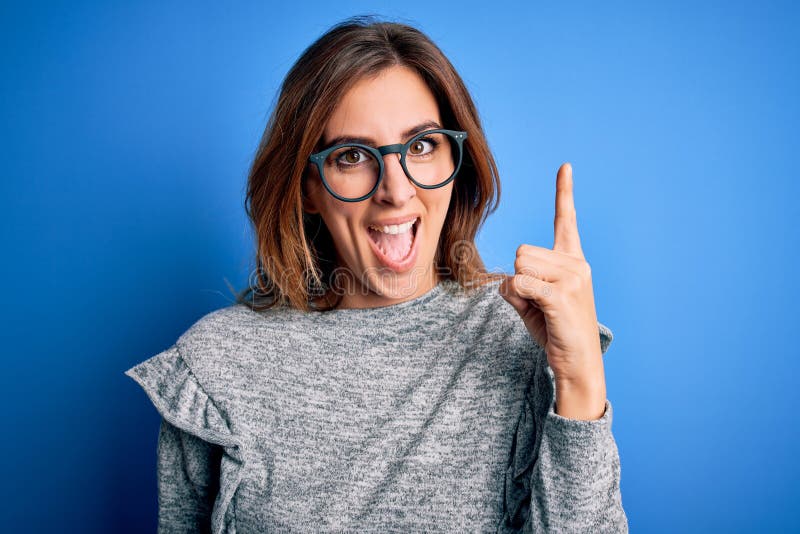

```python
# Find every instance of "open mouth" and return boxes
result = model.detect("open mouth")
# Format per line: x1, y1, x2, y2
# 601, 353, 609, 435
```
366, 217, 420, 272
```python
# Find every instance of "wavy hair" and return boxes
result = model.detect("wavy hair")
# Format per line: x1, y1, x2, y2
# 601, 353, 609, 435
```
235, 15, 506, 311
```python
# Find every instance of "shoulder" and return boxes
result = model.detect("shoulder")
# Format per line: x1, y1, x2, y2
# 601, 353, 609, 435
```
447, 276, 615, 356
175, 301, 308, 345
469, 277, 528, 324
442, 277, 542, 353
173, 302, 306, 367
124, 302, 307, 417
174, 303, 251, 348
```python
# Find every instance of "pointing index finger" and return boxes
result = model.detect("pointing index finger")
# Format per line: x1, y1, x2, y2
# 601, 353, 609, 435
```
553, 162, 584, 258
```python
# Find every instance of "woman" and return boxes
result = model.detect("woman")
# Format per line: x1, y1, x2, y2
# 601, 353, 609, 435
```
125, 15, 628, 533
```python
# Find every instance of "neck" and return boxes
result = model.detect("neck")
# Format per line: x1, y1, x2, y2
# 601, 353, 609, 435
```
333, 266, 439, 310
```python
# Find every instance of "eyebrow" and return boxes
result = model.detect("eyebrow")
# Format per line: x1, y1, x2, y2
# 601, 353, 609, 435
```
322, 120, 442, 148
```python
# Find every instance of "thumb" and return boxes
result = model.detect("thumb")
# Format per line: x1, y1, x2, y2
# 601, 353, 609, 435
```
499, 275, 532, 317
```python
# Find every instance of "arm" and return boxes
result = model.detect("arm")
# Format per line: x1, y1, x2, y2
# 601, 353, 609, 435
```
156, 418, 224, 533
525, 351, 628, 533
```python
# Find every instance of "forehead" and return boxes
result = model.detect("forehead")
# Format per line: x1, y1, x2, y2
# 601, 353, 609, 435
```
324, 65, 441, 140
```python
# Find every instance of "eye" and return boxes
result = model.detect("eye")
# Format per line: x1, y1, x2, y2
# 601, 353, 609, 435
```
335, 148, 370, 166
408, 136, 439, 156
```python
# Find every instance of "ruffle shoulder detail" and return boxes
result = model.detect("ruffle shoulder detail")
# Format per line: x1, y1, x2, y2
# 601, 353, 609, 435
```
124, 345, 239, 447
499, 321, 614, 531
124, 344, 246, 533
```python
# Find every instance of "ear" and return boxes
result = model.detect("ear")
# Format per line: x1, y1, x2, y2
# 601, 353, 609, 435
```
303, 198, 319, 215
301, 172, 320, 214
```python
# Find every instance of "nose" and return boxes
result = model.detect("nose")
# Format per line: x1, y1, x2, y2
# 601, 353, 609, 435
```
372, 153, 416, 205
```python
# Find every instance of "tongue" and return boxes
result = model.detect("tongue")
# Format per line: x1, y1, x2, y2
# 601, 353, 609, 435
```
369, 227, 413, 262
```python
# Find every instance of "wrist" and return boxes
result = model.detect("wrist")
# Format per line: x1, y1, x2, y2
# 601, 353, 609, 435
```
554, 375, 607, 421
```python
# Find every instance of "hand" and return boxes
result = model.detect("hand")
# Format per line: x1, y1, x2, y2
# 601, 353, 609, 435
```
499, 163, 606, 411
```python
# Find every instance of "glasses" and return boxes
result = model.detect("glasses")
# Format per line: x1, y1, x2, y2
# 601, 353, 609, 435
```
307, 128, 468, 202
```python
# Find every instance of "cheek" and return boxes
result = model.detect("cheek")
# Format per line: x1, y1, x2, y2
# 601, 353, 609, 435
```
323, 206, 365, 246
426, 187, 454, 225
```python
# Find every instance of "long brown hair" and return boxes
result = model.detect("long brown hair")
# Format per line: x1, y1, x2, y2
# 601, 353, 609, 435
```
235, 15, 506, 312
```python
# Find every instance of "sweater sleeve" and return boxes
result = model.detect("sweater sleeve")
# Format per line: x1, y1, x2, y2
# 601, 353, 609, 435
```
499, 321, 628, 532
524, 321, 628, 533
157, 417, 223, 533
124, 345, 247, 534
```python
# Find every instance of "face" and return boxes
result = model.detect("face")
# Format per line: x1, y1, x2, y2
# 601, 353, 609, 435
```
303, 65, 454, 309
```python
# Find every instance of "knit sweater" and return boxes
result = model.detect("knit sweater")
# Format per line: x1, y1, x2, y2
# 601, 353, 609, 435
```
124, 277, 628, 533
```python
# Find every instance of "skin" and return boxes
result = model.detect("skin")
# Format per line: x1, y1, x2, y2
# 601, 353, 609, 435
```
303, 65, 453, 309
499, 163, 608, 420
304, 67, 607, 420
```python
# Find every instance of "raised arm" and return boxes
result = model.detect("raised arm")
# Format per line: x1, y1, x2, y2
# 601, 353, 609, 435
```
498, 163, 628, 531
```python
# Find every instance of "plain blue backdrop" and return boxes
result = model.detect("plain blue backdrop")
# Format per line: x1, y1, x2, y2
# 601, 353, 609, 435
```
1, 1, 797, 532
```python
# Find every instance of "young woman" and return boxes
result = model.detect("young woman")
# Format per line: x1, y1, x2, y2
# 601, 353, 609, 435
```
125, 16, 628, 533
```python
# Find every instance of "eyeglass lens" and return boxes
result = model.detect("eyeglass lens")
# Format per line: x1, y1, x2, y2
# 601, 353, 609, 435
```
320, 131, 459, 200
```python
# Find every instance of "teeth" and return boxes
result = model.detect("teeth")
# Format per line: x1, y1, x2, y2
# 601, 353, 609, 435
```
369, 218, 417, 235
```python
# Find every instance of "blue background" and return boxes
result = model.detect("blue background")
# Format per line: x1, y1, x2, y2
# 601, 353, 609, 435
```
1, 1, 797, 532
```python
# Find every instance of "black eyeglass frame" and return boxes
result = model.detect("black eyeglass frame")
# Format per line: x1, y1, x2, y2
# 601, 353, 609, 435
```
307, 128, 468, 203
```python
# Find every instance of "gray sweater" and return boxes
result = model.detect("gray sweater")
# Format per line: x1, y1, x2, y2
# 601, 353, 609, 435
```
124, 277, 628, 533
